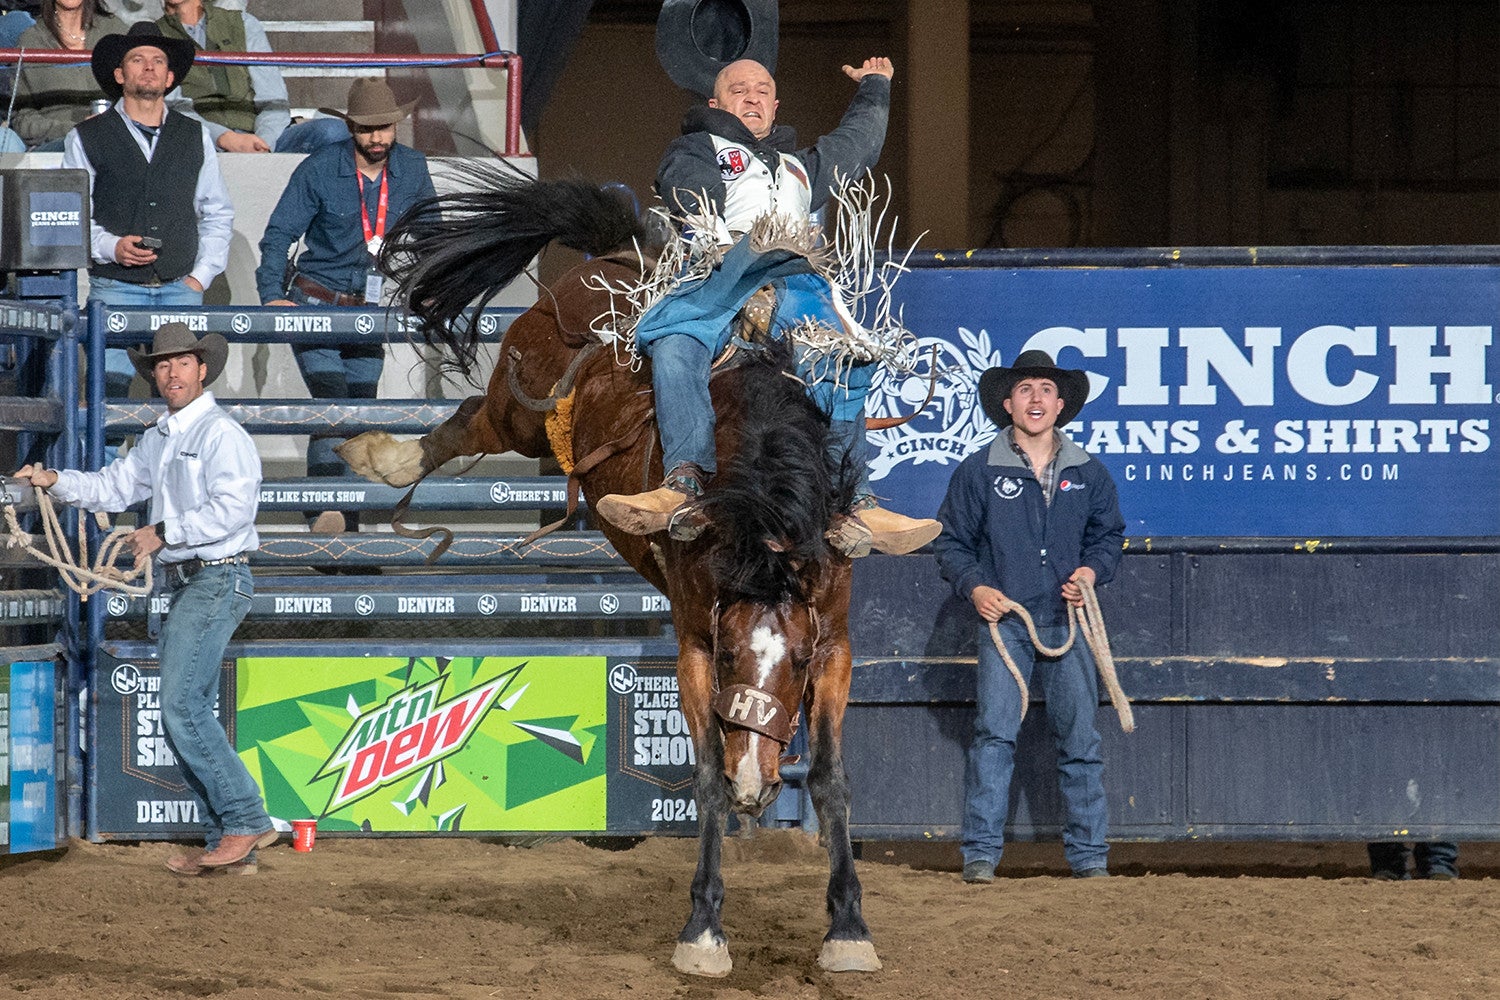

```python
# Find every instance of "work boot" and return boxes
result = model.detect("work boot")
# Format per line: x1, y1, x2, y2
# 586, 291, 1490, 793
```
596, 464, 707, 538
850, 497, 942, 555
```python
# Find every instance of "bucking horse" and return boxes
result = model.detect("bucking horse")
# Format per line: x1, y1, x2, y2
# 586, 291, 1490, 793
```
338, 166, 884, 976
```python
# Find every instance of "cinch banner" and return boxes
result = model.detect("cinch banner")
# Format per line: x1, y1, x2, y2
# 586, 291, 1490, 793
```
869, 265, 1499, 536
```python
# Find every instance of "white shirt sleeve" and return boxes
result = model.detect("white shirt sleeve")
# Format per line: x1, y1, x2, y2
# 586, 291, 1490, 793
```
50, 446, 155, 514
190, 127, 235, 288
242, 13, 291, 149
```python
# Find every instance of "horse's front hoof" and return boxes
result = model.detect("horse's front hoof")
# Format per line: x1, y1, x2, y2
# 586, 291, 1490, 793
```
336, 432, 424, 487
818, 938, 882, 973
672, 932, 732, 977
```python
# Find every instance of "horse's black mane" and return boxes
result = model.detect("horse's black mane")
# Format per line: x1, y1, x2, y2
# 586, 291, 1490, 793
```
378, 162, 664, 375
698, 343, 862, 603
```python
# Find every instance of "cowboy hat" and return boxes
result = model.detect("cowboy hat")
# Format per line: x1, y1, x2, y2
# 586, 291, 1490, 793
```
91, 22, 195, 102
656, 0, 778, 98
318, 77, 419, 128
127, 322, 228, 386
977, 349, 1092, 429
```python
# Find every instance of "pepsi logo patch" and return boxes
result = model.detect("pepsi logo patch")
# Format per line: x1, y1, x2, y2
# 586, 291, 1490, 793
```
717, 146, 749, 180
1058, 479, 1086, 492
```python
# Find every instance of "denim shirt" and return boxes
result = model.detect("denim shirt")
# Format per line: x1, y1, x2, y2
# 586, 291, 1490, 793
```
255, 139, 436, 302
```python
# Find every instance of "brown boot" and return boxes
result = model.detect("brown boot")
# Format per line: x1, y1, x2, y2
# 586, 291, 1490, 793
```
596, 464, 707, 538
853, 504, 942, 555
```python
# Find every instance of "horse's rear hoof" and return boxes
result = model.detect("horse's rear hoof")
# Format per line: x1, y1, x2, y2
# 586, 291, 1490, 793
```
336, 432, 424, 487
672, 933, 732, 977
818, 938, 882, 973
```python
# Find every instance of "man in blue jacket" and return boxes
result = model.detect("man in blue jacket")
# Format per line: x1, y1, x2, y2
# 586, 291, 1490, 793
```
932, 349, 1125, 883
256, 77, 435, 532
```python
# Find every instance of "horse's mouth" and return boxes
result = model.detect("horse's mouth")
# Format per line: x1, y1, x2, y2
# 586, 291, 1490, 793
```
728, 778, 782, 818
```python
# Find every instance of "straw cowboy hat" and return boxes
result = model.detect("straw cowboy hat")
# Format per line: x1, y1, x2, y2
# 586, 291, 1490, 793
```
318, 77, 419, 127
656, 0, 779, 97
977, 349, 1093, 428
128, 323, 228, 385
91, 22, 196, 101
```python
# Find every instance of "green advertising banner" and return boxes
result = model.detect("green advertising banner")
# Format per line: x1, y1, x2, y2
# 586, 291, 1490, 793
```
237, 655, 608, 833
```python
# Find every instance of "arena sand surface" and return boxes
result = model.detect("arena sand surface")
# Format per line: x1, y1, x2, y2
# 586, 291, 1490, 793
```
4, 834, 1500, 1000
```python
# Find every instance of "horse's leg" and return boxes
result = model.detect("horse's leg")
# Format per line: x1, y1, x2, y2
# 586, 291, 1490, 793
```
807, 638, 882, 973
671, 640, 733, 978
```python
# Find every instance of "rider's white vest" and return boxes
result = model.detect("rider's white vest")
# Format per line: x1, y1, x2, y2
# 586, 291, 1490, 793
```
710, 134, 812, 237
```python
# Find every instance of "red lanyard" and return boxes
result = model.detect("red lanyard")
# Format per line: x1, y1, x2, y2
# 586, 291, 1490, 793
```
357, 167, 389, 244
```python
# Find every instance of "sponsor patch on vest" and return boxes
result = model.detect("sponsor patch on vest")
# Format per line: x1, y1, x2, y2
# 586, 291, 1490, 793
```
717, 146, 749, 180
994, 476, 1024, 500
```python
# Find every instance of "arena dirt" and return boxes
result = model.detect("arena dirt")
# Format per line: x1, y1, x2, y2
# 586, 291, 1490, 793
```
4, 833, 1499, 999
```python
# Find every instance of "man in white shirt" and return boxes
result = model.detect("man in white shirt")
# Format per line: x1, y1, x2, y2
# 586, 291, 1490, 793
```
18, 323, 274, 875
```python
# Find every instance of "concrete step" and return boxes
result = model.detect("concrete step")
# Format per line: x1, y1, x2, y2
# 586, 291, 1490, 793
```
286, 72, 382, 113
263, 20, 375, 54
251, 0, 363, 19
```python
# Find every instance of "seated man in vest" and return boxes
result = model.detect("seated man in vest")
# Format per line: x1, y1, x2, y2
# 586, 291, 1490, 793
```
63, 21, 234, 405
595, 56, 941, 557
158, 0, 345, 154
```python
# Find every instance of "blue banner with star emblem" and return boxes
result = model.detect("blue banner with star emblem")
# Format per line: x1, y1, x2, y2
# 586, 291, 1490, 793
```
869, 264, 1500, 536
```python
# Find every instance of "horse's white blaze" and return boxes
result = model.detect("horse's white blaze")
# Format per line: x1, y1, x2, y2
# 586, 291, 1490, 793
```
749, 625, 785, 686
731, 733, 763, 804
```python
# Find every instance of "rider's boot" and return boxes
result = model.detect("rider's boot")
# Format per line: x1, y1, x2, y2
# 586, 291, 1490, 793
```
826, 496, 942, 557
596, 464, 708, 538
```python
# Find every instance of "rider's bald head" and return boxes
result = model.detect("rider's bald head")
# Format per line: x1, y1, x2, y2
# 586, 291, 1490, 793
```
708, 60, 778, 139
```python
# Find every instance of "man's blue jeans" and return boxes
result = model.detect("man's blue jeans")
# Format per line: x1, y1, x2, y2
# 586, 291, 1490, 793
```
285, 283, 384, 480
649, 333, 716, 476
88, 276, 206, 398
160, 562, 270, 845
962, 615, 1109, 873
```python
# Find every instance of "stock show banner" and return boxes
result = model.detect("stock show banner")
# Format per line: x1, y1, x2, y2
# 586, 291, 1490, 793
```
871, 265, 1499, 536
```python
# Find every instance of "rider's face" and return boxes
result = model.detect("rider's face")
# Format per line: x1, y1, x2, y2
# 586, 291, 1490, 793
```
708, 59, 778, 140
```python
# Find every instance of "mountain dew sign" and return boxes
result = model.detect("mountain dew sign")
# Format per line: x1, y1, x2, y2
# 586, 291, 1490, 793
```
237, 655, 608, 833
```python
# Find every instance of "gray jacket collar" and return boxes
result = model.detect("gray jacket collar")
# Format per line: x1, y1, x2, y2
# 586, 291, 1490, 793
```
986, 428, 1092, 473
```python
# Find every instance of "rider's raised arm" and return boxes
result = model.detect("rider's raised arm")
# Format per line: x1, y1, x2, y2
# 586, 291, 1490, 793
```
800, 69, 893, 211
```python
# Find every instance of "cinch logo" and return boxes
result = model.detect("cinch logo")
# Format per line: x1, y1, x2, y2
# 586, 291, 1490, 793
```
867, 329, 1003, 482
314, 665, 522, 813
30, 209, 80, 226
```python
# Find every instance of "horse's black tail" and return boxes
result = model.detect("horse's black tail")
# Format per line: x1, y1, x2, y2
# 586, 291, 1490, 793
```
699, 344, 864, 604
378, 160, 659, 375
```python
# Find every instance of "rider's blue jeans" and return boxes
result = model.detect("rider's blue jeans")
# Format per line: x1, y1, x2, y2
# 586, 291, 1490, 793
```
650, 333, 717, 476
159, 562, 271, 844
962, 616, 1109, 874
286, 283, 384, 481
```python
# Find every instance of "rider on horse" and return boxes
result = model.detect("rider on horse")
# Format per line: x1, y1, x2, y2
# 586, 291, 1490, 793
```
595, 56, 942, 558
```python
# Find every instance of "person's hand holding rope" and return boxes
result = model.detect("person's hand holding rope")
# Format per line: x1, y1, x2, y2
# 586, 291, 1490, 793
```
1061, 565, 1095, 608
10, 464, 154, 597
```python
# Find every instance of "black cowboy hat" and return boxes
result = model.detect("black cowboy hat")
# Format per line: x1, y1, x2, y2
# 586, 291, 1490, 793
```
977, 349, 1092, 429
128, 322, 228, 385
656, 0, 779, 98
91, 22, 196, 102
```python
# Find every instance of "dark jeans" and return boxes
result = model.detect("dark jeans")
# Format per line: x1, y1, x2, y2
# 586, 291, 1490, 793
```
1367, 841, 1459, 879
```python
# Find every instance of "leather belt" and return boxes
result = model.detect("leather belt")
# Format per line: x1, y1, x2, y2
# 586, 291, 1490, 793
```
167, 553, 250, 585
292, 274, 363, 307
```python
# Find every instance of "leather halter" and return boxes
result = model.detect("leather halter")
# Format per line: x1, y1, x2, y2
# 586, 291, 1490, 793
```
713, 683, 797, 745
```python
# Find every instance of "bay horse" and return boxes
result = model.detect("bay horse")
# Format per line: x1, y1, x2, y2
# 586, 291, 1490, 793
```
338, 167, 882, 976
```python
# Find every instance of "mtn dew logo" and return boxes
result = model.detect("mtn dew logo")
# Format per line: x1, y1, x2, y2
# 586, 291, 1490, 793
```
314, 667, 518, 813
866, 329, 1003, 481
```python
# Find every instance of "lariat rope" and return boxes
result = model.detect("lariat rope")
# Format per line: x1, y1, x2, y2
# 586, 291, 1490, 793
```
986, 577, 1134, 733
3, 487, 152, 599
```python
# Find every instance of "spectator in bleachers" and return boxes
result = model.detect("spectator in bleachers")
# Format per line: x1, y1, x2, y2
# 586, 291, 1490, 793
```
0, 0, 41, 149
256, 77, 434, 533
62, 21, 233, 403
10, 0, 126, 151
158, 0, 345, 154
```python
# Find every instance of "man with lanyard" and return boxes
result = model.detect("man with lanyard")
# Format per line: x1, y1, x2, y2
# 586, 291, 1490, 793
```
594, 53, 941, 558
256, 77, 436, 532
930, 350, 1126, 883
17, 323, 275, 876
62, 21, 233, 408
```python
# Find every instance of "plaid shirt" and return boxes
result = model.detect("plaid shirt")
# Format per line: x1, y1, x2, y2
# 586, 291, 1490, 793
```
1008, 428, 1062, 506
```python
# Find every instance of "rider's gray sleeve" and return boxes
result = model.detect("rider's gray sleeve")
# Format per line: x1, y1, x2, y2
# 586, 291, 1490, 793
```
801, 75, 891, 211
656, 133, 725, 219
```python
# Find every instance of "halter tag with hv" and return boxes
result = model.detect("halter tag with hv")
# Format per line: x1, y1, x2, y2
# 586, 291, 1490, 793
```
358, 166, 389, 303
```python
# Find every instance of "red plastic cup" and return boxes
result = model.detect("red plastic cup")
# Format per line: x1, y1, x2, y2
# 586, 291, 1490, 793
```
291, 819, 318, 852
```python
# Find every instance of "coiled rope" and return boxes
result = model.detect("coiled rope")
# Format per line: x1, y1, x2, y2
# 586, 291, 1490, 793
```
3, 486, 152, 599
987, 577, 1134, 733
